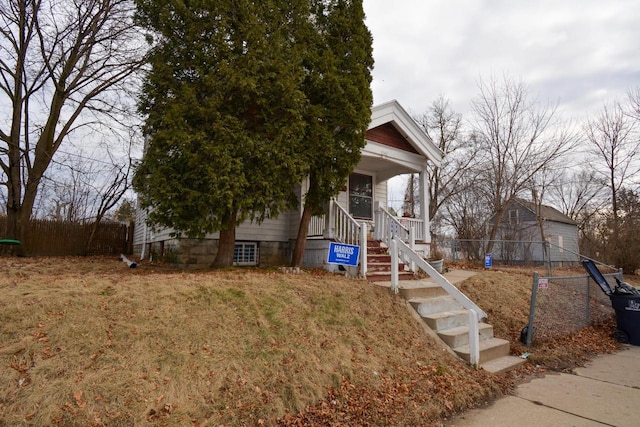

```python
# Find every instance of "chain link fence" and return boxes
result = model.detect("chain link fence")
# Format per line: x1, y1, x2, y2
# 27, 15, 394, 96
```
435, 238, 578, 268
431, 238, 621, 346
521, 269, 622, 346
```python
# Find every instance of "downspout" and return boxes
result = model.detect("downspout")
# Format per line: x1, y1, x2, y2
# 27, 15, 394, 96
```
140, 221, 148, 260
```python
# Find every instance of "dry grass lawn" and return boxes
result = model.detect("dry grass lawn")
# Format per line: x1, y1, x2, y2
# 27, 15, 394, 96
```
458, 266, 621, 370
0, 258, 620, 426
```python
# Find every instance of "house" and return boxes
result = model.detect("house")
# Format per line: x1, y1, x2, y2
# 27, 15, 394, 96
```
133, 100, 444, 273
488, 199, 579, 266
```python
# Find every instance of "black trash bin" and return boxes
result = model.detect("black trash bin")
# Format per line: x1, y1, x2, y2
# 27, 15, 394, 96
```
581, 259, 640, 345
610, 293, 640, 345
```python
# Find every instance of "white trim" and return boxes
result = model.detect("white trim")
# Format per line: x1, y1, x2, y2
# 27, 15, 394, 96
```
369, 100, 444, 168
348, 170, 375, 220
419, 167, 430, 242
361, 141, 427, 172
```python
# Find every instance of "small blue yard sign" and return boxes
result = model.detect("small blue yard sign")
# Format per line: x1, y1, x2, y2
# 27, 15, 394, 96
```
327, 242, 360, 267
484, 253, 493, 268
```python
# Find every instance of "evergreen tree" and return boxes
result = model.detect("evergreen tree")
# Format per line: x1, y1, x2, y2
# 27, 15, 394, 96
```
133, 0, 309, 266
291, 0, 374, 266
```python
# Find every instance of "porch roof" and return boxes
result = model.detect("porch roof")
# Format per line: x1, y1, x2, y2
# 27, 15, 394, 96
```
361, 100, 444, 181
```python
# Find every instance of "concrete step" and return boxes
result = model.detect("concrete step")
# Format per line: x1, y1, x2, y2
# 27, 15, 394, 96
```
422, 309, 469, 331
397, 281, 449, 299
481, 355, 527, 374
454, 337, 511, 365
366, 272, 415, 282
409, 295, 464, 316
437, 323, 494, 348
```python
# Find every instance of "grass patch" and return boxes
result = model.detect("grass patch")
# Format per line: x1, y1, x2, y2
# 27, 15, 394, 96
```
0, 258, 620, 425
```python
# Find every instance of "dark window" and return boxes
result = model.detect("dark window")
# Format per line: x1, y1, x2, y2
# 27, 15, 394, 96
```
349, 173, 373, 219
234, 242, 257, 266
508, 209, 519, 224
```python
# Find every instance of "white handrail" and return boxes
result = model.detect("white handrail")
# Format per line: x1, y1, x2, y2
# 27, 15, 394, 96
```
360, 223, 368, 278
327, 199, 361, 245
467, 309, 480, 367
391, 236, 483, 367
392, 236, 487, 319
374, 203, 410, 246
325, 199, 368, 277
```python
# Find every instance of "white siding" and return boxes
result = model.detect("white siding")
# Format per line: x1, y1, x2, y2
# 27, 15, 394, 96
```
133, 201, 146, 246
133, 205, 176, 245
235, 210, 298, 241
375, 180, 388, 210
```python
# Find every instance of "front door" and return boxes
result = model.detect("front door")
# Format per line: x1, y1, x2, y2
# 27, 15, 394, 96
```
348, 173, 373, 219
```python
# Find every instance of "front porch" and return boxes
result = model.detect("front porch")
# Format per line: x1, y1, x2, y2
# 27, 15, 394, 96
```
303, 199, 431, 278
300, 100, 443, 275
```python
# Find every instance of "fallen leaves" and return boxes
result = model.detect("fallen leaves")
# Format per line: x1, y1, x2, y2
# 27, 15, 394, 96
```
74, 391, 87, 408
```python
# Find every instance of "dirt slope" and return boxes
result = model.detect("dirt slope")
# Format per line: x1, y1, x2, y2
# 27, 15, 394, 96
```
0, 258, 620, 426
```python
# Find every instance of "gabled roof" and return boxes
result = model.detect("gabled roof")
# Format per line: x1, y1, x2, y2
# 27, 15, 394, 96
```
514, 199, 578, 225
368, 100, 444, 168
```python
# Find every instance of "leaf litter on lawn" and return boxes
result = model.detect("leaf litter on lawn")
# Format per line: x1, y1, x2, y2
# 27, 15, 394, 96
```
0, 257, 621, 425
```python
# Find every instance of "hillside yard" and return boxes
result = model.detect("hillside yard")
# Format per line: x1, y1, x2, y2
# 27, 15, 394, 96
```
0, 257, 621, 426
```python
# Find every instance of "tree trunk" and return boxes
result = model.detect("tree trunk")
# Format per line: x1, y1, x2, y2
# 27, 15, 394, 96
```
291, 204, 313, 266
84, 213, 106, 257
4, 204, 30, 256
485, 208, 506, 254
212, 210, 237, 267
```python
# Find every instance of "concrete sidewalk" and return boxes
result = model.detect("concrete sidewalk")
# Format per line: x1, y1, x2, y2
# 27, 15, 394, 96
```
447, 345, 640, 427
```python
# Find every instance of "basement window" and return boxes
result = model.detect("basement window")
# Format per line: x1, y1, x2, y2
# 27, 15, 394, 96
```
234, 242, 258, 266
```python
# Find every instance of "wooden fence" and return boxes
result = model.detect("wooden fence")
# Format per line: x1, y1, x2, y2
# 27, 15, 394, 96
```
0, 218, 133, 256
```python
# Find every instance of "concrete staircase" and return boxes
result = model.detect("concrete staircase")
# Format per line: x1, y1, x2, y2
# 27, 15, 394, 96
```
394, 279, 526, 373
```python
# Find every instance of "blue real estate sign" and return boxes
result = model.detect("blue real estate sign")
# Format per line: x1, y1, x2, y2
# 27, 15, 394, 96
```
327, 242, 360, 267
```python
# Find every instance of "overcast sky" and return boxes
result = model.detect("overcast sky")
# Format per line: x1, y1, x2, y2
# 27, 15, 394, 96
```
363, 0, 640, 122
362, 0, 640, 208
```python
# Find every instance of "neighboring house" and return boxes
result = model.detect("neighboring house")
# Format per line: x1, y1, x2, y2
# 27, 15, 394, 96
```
488, 199, 579, 266
133, 100, 444, 271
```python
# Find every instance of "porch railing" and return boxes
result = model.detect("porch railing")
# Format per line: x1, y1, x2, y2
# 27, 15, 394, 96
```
373, 202, 411, 246
308, 214, 325, 237
327, 199, 361, 246
397, 217, 426, 242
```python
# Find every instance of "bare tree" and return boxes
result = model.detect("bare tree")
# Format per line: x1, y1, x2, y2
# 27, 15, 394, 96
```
584, 100, 640, 267
0, 0, 144, 248
413, 96, 475, 224
584, 101, 639, 240
443, 171, 490, 261
547, 167, 607, 246
470, 75, 577, 253
628, 86, 640, 121
402, 173, 417, 217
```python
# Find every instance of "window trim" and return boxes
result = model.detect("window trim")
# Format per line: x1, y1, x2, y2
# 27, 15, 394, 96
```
348, 173, 374, 220
233, 242, 258, 266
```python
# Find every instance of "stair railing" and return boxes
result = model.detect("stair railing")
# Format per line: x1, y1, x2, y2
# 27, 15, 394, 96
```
325, 199, 368, 277
390, 236, 484, 366
374, 202, 412, 245
327, 199, 361, 245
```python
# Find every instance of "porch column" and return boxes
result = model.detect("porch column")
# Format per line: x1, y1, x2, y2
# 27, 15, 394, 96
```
419, 166, 431, 244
